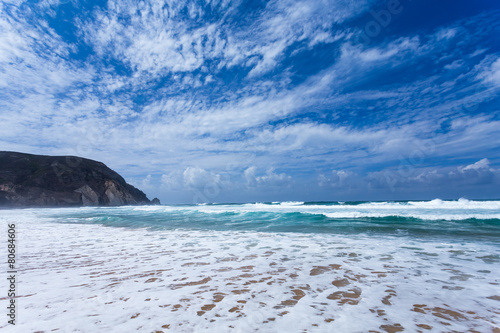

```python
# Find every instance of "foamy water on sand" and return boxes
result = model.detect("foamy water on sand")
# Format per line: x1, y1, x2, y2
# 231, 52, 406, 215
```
1, 201, 500, 332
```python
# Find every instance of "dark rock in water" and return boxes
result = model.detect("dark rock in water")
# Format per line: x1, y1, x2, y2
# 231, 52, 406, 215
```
151, 197, 161, 205
0, 151, 151, 207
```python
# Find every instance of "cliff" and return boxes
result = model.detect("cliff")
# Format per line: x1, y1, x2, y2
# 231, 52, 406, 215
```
0, 151, 155, 207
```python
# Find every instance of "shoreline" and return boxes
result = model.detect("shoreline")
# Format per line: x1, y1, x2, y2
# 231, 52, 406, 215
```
1, 212, 499, 332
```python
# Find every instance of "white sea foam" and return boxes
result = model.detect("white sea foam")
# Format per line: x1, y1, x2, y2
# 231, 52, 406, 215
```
322, 212, 500, 221
278, 201, 305, 206
1, 208, 499, 332
131, 199, 500, 220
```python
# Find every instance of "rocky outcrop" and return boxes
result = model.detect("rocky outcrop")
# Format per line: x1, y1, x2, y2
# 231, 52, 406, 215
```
0, 151, 152, 207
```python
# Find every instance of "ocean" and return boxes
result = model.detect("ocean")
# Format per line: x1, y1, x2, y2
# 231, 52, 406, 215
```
1, 199, 500, 332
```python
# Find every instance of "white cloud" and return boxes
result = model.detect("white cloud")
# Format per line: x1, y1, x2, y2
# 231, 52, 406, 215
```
79, 2, 228, 75
244, 166, 258, 186
160, 171, 184, 190
435, 28, 457, 41
183, 166, 221, 189
444, 60, 464, 70
244, 166, 291, 187
319, 170, 361, 188
0, 13, 92, 94
140, 174, 152, 189
461, 158, 491, 171
78, 0, 369, 78
355, 37, 420, 63
480, 57, 500, 86
366, 159, 500, 190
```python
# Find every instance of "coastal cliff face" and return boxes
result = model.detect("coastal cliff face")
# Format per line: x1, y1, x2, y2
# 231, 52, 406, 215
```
0, 151, 152, 207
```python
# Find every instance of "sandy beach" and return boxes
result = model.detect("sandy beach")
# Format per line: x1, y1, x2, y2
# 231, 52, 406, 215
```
2, 207, 499, 332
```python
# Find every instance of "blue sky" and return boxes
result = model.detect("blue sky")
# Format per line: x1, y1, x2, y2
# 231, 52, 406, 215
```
1, 0, 500, 203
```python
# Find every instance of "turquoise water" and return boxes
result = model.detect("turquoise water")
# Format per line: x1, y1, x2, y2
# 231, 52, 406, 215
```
2, 198, 500, 332
42, 199, 500, 242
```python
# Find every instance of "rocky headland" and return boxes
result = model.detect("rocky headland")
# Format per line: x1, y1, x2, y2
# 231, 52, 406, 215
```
0, 151, 159, 207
